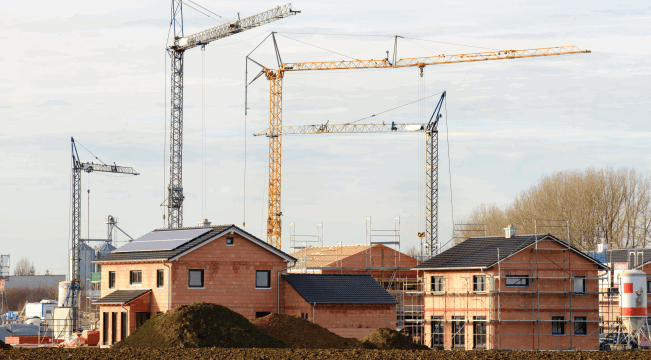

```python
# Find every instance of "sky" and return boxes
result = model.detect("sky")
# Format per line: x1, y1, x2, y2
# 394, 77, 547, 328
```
1, 0, 650, 275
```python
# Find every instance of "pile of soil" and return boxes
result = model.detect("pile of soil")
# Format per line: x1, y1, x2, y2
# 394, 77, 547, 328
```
253, 313, 361, 349
361, 328, 429, 350
113, 302, 286, 349
0, 339, 10, 349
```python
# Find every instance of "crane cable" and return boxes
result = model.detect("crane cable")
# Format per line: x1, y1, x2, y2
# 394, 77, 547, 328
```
346, 92, 444, 125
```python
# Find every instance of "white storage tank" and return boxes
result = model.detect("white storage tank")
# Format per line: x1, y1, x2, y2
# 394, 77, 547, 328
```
58, 281, 71, 307
617, 270, 648, 334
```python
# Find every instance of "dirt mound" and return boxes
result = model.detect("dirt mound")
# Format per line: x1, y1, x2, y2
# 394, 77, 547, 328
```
253, 313, 361, 349
0, 339, 10, 349
361, 328, 429, 350
113, 302, 286, 349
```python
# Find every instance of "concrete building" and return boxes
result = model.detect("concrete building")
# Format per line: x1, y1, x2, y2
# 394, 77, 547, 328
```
94, 225, 398, 345
415, 229, 608, 350
3, 275, 65, 290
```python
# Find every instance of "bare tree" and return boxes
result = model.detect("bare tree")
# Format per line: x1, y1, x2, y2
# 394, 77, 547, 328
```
13, 257, 36, 276
403, 244, 421, 258
459, 167, 651, 250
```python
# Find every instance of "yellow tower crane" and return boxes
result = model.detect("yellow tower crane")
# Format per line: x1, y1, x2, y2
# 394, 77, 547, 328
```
248, 36, 590, 250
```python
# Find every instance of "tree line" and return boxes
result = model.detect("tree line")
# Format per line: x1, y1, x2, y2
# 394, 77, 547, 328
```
458, 167, 651, 251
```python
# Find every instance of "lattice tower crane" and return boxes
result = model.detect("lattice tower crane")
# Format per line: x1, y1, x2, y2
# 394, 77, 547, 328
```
68, 138, 139, 330
255, 94, 446, 256
248, 37, 590, 250
165, 2, 300, 229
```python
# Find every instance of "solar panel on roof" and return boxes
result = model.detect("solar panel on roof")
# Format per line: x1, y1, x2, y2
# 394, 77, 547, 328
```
113, 228, 212, 252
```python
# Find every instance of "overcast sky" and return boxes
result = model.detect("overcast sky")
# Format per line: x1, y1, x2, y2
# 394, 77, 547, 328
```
1, 0, 650, 275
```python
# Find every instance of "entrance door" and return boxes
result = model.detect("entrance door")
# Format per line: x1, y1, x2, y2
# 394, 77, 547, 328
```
111, 312, 117, 344
135, 312, 150, 329
102, 312, 108, 345
120, 312, 127, 341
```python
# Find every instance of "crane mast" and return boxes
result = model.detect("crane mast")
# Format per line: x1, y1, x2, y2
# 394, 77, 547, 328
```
166, 3, 299, 229
254, 42, 590, 250
255, 94, 446, 255
68, 138, 138, 331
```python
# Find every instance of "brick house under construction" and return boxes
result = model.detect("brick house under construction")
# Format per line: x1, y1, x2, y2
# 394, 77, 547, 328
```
94, 225, 397, 345
415, 227, 608, 350
289, 244, 422, 339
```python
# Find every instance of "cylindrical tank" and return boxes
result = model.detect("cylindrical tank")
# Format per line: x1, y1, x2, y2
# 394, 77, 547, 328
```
618, 270, 647, 334
58, 281, 71, 306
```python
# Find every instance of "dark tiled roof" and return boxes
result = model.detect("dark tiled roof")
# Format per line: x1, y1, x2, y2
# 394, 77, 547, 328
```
415, 234, 608, 270
95, 224, 296, 263
282, 273, 398, 304
94, 289, 151, 305
604, 249, 651, 267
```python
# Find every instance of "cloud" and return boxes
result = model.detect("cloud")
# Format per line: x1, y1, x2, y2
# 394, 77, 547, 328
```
37, 100, 73, 107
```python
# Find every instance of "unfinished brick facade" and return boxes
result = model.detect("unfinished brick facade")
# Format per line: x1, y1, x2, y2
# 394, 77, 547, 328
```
419, 235, 605, 350
281, 277, 396, 339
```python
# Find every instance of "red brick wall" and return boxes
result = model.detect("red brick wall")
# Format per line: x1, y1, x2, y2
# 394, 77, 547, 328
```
281, 278, 397, 339
170, 232, 289, 320
422, 238, 600, 350
100, 262, 170, 314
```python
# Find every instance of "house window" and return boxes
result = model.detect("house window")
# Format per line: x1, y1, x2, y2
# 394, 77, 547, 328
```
129, 270, 142, 285
647, 280, 651, 294
473, 316, 487, 349
256, 270, 271, 289
574, 276, 586, 295
552, 316, 565, 335
452, 316, 465, 349
431, 276, 444, 292
188, 269, 204, 288
301, 313, 309, 320
255, 311, 271, 319
108, 271, 116, 289
431, 316, 444, 348
473, 275, 486, 292
574, 317, 587, 336
505, 275, 529, 287
226, 237, 234, 246
608, 287, 619, 297
157, 269, 164, 288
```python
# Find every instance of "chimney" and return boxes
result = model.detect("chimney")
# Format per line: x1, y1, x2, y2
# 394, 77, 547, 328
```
198, 219, 211, 227
504, 225, 517, 238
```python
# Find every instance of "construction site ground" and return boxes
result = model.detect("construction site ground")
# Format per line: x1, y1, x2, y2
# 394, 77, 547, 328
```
1, 348, 650, 359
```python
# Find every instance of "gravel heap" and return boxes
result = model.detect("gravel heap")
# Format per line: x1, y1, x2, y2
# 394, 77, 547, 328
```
113, 302, 286, 349
0, 339, 11, 349
361, 328, 429, 350
253, 313, 361, 349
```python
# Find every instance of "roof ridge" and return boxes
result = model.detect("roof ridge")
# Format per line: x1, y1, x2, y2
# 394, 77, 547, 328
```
153, 224, 234, 231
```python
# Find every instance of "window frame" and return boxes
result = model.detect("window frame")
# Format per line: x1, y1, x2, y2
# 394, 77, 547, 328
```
256, 270, 271, 289
505, 275, 529, 287
574, 276, 586, 295
108, 271, 116, 289
473, 316, 487, 349
129, 270, 142, 286
156, 269, 164, 289
431, 316, 444, 347
431, 276, 444, 293
188, 269, 204, 288
552, 316, 565, 335
473, 275, 486, 292
226, 237, 234, 246
574, 316, 587, 336
452, 316, 466, 349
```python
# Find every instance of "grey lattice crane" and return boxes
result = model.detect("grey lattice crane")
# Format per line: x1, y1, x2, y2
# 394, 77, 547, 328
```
68, 138, 139, 329
165, 2, 300, 229
254, 93, 446, 256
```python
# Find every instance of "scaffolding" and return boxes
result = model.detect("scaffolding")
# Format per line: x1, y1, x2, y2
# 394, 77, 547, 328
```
415, 220, 619, 350
0, 254, 9, 320
287, 217, 425, 342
